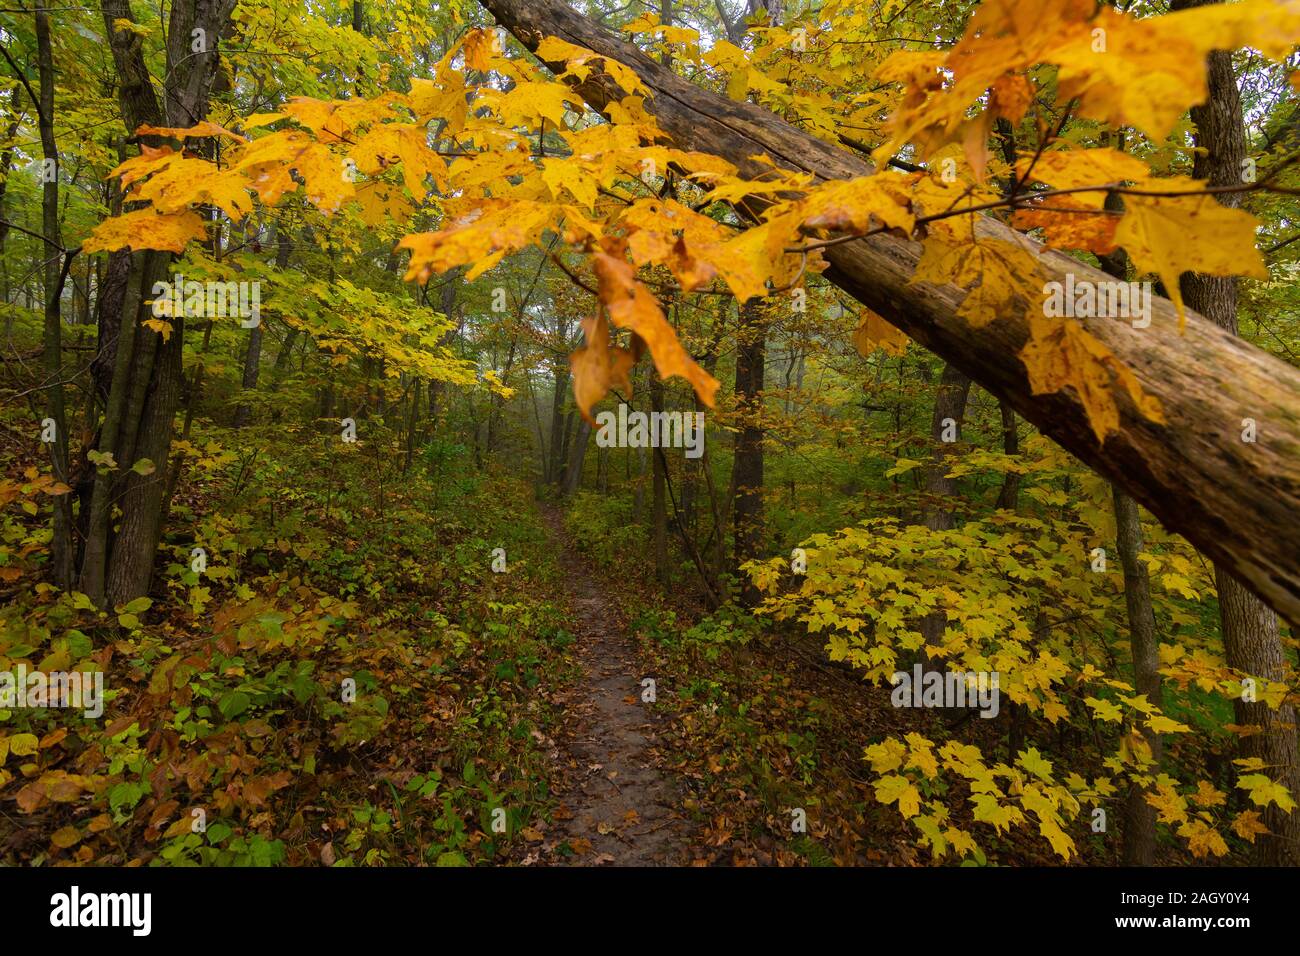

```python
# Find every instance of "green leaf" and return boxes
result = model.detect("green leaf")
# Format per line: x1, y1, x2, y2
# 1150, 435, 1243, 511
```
218, 691, 251, 720
130, 458, 156, 476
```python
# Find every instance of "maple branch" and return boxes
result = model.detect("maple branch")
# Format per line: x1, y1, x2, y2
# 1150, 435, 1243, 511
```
1009, 100, 1076, 201
547, 250, 598, 297
0, 214, 69, 251
0, 42, 47, 129
782, 156, 1300, 255
1263, 232, 1300, 256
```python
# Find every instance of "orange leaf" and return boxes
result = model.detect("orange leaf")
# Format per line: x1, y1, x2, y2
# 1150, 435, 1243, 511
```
569, 312, 637, 423
591, 242, 720, 408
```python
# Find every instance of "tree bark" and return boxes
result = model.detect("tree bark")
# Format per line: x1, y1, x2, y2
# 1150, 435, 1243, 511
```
477, 0, 1300, 627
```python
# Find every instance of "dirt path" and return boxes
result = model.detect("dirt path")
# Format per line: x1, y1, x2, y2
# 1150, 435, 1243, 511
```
536, 507, 698, 866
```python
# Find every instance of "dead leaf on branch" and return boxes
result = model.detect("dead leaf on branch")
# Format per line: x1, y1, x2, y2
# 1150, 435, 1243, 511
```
590, 239, 720, 411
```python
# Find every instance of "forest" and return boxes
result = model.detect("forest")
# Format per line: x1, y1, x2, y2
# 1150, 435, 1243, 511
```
0, 0, 1299, 877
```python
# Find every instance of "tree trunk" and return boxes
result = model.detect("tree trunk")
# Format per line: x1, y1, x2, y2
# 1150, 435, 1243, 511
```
732, 298, 765, 607
1085, 163, 1166, 864
1113, 485, 1163, 865
479, 0, 1300, 626
650, 375, 669, 585
81, 0, 233, 605
922, 363, 971, 533
426, 271, 460, 426
562, 417, 591, 497
36, 10, 73, 590
235, 227, 288, 425
919, 362, 971, 645
994, 401, 1021, 510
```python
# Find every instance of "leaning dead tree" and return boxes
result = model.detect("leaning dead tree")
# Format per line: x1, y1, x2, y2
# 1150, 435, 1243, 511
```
478, 0, 1300, 626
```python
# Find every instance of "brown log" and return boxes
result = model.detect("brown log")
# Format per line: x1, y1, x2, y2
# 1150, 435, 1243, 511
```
478, 0, 1300, 625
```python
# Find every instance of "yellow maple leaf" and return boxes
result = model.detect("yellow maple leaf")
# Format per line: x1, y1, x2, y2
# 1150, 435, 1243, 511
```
1016, 148, 1150, 207
1085, 696, 1123, 722
1237, 773, 1299, 812
353, 181, 415, 227
1146, 783, 1189, 825
1038, 816, 1077, 861
1019, 312, 1165, 442
136, 120, 248, 144
1191, 779, 1227, 808
904, 732, 940, 777
1047, 8, 1205, 139
1146, 714, 1192, 734
1231, 809, 1269, 843
350, 123, 448, 201
913, 236, 1043, 328
82, 208, 206, 254
1017, 747, 1055, 781
463, 28, 500, 73
874, 773, 923, 819
1011, 206, 1119, 255
971, 792, 1024, 833
864, 737, 907, 774
1179, 819, 1230, 859
492, 80, 582, 129
405, 77, 468, 132
536, 36, 646, 97
795, 174, 917, 238
852, 308, 909, 357
398, 199, 554, 282
1115, 177, 1268, 328
541, 158, 599, 210
142, 318, 173, 342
